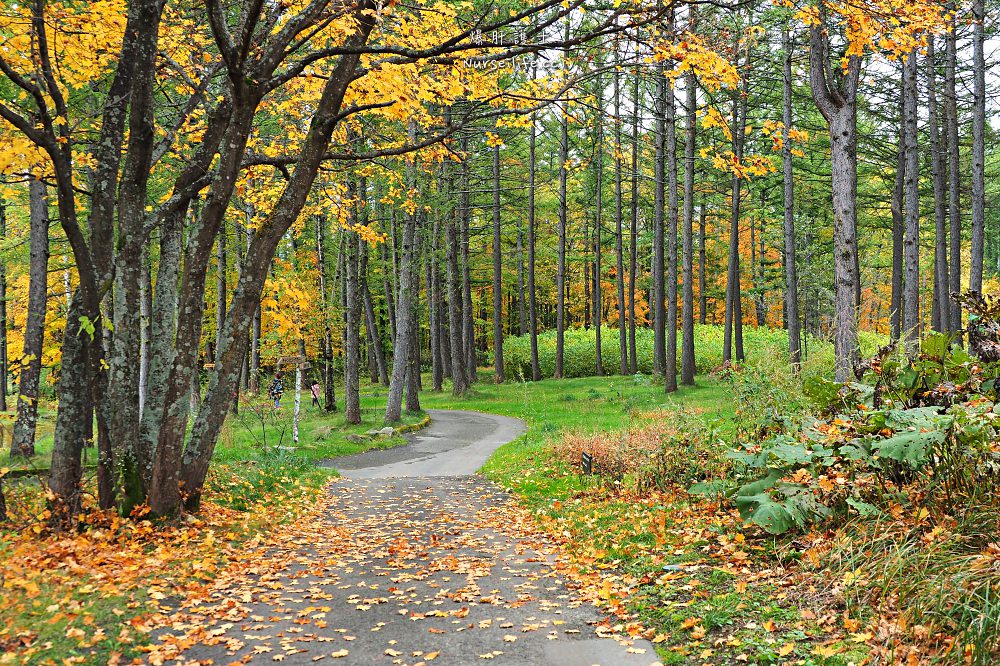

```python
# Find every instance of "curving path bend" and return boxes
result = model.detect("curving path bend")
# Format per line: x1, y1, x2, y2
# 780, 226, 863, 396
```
325, 409, 527, 478
149, 410, 659, 666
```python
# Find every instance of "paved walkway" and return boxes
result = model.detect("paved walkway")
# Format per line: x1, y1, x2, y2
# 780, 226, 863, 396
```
149, 411, 659, 665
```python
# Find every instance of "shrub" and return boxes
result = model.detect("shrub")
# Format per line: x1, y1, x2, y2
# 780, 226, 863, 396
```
698, 293, 1000, 536
551, 407, 728, 491
502, 324, 878, 385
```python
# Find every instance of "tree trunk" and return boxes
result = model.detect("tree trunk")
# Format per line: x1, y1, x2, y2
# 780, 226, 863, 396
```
216, 225, 227, 361
809, 21, 861, 381
139, 245, 152, 414
48, 295, 91, 526
345, 227, 362, 425
447, 202, 468, 395
946, 8, 962, 332
385, 121, 422, 423
461, 137, 477, 385
527, 106, 542, 381
315, 216, 337, 410
428, 209, 444, 391
681, 20, 697, 385
890, 69, 905, 342
723, 88, 746, 365
556, 68, 569, 379
902, 49, 920, 352
492, 144, 505, 384
698, 202, 707, 325
0, 204, 6, 414
665, 16, 679, 393
11, 177, 50, 457
652, 64, 667, 377
629, 65, 640, 375
970, 0, 986, 292
361, 243, 389, 386
584, 213, 591, 330
405, 222, 422, 413
614, 54, 628, 376
782, 26, 801, 369
516, 218, 527, 337
927, 37, 950, 334
593, 71, 605, 378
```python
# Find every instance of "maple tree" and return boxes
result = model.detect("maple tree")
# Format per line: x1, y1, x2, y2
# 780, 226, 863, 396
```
0, 0, 661, 520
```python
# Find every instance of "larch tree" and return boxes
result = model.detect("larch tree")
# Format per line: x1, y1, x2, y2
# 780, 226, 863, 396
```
806, 5, 863, 380
680, 7, 697, 386
781, 24, 801, 369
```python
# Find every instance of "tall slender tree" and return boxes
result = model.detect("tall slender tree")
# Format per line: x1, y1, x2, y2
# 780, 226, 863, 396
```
11, 177, 50, 457
902, 48, 920, 351
723, 71, 747, 365
970, 0, 986, 292
593, 70, 605, 377
808, 10, 862, 381
652, 63, 667, 377
782, 25, 801, 368
614, 49, 628, 376
680, 9, 697, 385
698, 202, 707, 325
927, 37, 950, 333
446, 185, 468, 395
461, 136, 477, 385
665, 6, 679, 393
527, 100, 542, 381
0, 204, 6, 413
890, 69, 905, 342
385, 122, 422, 423
491, 143, 505, 384
556, 55, 570, 379
345, 191, 363, 424
945, 7, 962, 332
628, 64, 640, 374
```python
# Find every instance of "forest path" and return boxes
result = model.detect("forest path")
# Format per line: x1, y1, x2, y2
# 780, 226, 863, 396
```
324, 409, 527, 478
148, 411, 659, 665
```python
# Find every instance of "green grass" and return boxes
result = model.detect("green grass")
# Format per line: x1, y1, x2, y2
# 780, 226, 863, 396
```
214, 392, 425, 465
3, 393, 425, 471
420, 372, 734, 483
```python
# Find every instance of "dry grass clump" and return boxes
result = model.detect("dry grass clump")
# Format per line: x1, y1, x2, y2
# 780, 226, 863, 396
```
551, 409, 728, 491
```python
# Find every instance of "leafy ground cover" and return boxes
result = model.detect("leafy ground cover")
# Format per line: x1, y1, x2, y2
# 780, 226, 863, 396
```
425, 375, 874, 665
0, 398, 424, 664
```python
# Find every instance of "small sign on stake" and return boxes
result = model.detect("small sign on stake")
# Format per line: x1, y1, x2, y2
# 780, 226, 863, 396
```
581, 451, 593, 475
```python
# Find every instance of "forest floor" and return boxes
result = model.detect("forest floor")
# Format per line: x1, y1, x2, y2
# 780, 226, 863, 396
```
417, 376, 872, 666
2, 372, 976, 665
0, 399, 424, 665
142, 410, 660, 666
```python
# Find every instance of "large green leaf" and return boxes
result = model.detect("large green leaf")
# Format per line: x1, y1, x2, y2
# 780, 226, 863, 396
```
766, 438, 814, 465
736, 469, 782, 497
874, 429, 945, 467
734, 493, 797, 535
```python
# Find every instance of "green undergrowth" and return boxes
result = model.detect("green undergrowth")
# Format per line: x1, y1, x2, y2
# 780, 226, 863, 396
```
501, 324, 887, 383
